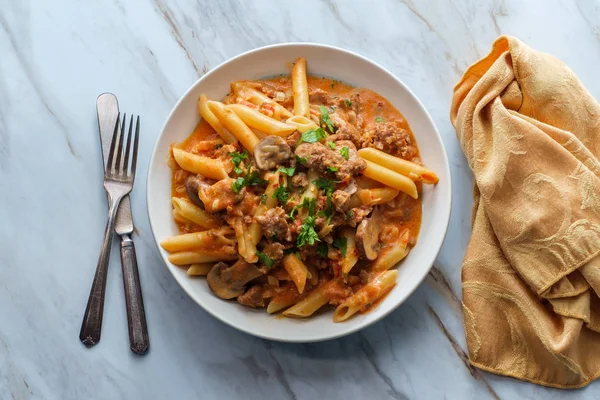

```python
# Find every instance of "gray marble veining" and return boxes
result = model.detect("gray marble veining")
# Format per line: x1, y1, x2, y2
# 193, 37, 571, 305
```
1, 0, 600, 398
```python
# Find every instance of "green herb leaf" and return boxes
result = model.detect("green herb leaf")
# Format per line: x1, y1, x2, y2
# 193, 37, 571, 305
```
245, 170, 268, 187
261, 193, 267, 204
231, 167, 267, 193
319, 105, 335, 133
313, 178, 335, 193
289, 205, 300, 218
327, 141, 336, 150
273, 185, 289, 204
317, 242, 329, 258
277, 167, 296, 177
340, 146, 349, 160
255, 250, 275, 268
375, 116, 385, 123
344, 99, 352, 107
346, 210, 355, 220
333, 237, 348, 257
296, 155, 308, 165
297, 216, 320, 247
326, 166, 338, 173
298, 128, 328, 145
230, 150, 249, 175
231, 177, 245, 193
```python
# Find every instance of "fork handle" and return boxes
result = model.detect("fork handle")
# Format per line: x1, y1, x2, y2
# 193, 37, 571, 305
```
79, 195, 122, 347
120, 234, 149, 354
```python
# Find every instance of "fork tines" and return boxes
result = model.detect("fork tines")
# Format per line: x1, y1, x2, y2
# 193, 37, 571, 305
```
106, 113, 140, 181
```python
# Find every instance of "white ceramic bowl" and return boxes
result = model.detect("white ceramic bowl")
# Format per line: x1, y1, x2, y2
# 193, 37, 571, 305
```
147, 43, 451, 342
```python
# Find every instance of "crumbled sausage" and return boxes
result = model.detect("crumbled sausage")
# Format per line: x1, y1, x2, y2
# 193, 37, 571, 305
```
255, 207, 292, 241
237, 285, 269, 308
262, 242, 285, 261
294, 141, 365, 181
331, 190, 351, 212
291, 172, 308, 189
361, 122, 417, 159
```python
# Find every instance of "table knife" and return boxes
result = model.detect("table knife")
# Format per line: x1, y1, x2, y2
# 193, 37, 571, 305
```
97, 93, 149, 355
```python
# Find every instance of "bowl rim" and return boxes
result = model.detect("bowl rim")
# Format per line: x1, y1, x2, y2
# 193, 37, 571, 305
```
146, 42, 452, 342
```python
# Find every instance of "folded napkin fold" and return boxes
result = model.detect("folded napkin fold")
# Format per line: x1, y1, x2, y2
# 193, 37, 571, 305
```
451, 36, 600, 388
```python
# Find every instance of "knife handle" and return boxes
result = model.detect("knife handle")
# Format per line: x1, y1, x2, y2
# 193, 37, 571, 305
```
120, 234, 149, 355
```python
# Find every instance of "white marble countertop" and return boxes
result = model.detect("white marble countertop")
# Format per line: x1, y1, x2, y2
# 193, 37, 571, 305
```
2, 0, 600, 398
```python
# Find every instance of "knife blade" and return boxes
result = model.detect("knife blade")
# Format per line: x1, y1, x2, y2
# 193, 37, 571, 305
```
96, 93, 149, 354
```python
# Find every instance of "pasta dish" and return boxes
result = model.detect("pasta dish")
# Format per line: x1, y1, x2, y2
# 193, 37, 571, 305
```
160, 57, 438, 322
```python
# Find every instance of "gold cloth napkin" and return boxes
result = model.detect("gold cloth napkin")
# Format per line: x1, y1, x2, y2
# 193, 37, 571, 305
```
450, 36, 600, 388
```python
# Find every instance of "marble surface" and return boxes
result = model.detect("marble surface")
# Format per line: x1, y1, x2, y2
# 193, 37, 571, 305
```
1, 0, 600, 398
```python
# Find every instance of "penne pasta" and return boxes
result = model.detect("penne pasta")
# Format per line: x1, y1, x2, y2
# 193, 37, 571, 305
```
232, 82, 293, 119
267, 296, 297, 314
357, 187, 400, 206
283, 282, 332, 318
226, 104, 296, 137
371, 230, 410, 272
358, 148, 439, 184
171, 197, 222, 229
198, 94, 238, 144
160, 227, 235, 252
291, 57, 310, 118
285, 115, 319, 133
168, 250, 237, 266
264, 172, 281, 209
172, 148, 229, 180
283, 254, 309, 294
333, 270, 398, 322
361, 160, 418, 199
341, 228, 359, 275
207, 101, 260, 154
229, 216, 261, 263
187, 263, 213, 276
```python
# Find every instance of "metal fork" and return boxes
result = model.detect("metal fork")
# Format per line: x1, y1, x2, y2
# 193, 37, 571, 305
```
80, 113, 140, 347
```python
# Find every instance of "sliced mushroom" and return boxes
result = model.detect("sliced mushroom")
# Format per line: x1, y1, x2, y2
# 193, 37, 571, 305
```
356, 207, 383, 260
254, 136, 291, 170
343, 178, 358, 195
207, 259, 264, 299
185, 174, 210, 208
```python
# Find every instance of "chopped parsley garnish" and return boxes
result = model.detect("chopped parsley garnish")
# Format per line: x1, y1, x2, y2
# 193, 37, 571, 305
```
313, 177, 335, 193
273, 185, 289, 204
231, 166, 268, 193
333, 237, 348, 257
346, 210, 355, 220
296, 155, 308, 165
255, 251, 275, 268
375, 116, 385, 123
326, 166, 338, 173
261, 193, 267, 204
327, 142, 336, 150
215, 143, 223, 149
317, 242, 329, 258
297, 128, 328, 145
277, 167, 296, 177
319, 105, 335, 133
230, 150, 249, 174
290, 197, 316, 218
344, 99, 352, 107
297, 215, 320, 247
232, 177, 246, 193
340, 146, 349, 160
